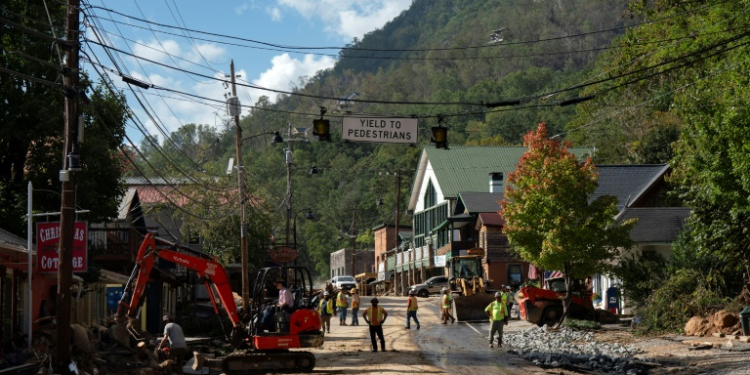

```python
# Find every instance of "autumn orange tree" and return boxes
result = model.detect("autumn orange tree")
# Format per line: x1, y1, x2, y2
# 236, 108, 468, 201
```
500, 123, 635, 323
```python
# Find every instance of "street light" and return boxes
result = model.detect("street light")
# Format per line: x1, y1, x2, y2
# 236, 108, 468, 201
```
242, 130, 284, 144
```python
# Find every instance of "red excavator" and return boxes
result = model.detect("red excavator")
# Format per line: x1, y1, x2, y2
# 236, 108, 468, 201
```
116, 233, 324, 373
517, 277, 595, 326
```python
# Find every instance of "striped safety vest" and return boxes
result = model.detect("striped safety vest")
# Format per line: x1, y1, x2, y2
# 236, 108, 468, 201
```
336, 292, 347, 308
365, 306, 386, 326
442, 294, 452, 309
319, 298, 334, 315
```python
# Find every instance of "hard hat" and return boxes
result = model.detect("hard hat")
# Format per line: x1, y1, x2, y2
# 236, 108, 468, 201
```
162, 315, 170, 322
370, 298, 379, 304
441, 287, 448, 292
323, 291, 330, 296
494, 292, 502, 298
274, 277, 286, 285
408, 289, 416, 295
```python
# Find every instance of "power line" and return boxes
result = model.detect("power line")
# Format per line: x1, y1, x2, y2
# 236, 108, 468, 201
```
84, 1, 726, 53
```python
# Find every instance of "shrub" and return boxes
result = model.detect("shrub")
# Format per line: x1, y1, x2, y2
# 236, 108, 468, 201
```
636, 269, 725, 334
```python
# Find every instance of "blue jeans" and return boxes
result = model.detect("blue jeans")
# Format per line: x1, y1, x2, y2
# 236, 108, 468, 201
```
406, 310, 420, 328
351, 307, 359, 325
338, 307, 347, 322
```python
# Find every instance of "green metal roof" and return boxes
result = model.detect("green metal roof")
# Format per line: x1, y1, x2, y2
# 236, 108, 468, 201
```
425, 146, 595, 199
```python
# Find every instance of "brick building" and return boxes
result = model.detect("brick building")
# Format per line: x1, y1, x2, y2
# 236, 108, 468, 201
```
329, 248, 375, 279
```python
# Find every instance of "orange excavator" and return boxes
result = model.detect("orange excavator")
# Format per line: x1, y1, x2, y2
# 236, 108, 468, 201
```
116, 233, 324, 373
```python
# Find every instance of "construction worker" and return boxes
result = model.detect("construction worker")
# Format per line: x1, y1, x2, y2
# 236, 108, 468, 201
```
336, 289, 349, 325
350, 289, 360, 326
485, 292, 509, 349
363, 298, 388, 352
504, 285, 515, 320
318, 291, 334, 334
441, 287, 455, 324
405, 290, 420, 329
157, 315, 187, 375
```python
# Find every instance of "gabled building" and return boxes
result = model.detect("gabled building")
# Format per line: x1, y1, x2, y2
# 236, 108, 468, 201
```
402, 146, 594, 293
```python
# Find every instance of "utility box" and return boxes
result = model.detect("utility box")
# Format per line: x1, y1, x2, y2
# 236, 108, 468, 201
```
740, 306, 750, 336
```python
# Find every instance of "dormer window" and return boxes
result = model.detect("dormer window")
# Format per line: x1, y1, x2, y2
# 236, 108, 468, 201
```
424, 180, 437, 208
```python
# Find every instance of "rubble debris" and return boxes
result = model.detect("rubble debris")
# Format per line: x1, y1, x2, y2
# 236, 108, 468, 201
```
505, 325, 648, 374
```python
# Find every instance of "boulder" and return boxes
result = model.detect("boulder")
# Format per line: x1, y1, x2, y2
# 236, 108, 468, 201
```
684, 316, 710, 336
713, 310, 739, 330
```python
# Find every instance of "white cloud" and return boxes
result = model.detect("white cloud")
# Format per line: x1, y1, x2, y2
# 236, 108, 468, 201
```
245, 53, 336, 105
267, 7, 282, 22
274, 0, 411, 41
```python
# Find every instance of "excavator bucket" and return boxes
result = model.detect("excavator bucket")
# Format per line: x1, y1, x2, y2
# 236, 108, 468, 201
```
452, 292, 496, 322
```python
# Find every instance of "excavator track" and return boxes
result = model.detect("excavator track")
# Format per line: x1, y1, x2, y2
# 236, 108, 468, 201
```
221, 351, 316, 374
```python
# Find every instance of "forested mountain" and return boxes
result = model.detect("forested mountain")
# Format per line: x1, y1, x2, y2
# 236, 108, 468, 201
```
136, 0, 634, 277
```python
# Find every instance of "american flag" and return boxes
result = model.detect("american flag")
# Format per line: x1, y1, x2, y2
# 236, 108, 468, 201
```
528, 264, 538, 279
544, 270, 564, 279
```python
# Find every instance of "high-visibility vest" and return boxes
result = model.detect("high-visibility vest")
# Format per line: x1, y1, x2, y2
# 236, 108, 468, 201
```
336, 292, 347, 308
485, 301, 507, 321
407, 296, 418, 311
351, 295, 360, 309
319, 299, 334, 315
365, 306, 386, 326
442, 294, 452, 309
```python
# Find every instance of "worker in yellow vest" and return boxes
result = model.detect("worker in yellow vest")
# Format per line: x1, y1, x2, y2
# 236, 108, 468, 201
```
318, 291, 334, 334
485, 291, 509, 348
336, 290, 349, 326
363, 298, 388, 352
441, 287, 455, 324
405, 290, 420, 330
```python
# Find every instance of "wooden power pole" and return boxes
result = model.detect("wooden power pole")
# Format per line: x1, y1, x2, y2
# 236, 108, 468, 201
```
57, 0, 80, 369
230, 60, 250, 313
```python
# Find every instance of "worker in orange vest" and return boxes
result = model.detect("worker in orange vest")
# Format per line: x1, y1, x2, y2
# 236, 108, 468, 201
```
405, 290, 420, 330
363, 298, 388, 352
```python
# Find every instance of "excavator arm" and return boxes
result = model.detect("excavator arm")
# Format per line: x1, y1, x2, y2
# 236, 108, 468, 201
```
116, 232, 241, 327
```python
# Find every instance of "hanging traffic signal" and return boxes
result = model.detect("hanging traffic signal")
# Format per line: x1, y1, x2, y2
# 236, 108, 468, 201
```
312, 119, 331, 141
431, 115, 448, 149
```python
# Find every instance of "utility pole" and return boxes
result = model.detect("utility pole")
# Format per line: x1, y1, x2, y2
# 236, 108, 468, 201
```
394, 173, 402, 295
284, 122, 293, 245
57, 0, 80, 369
350, 211, 357, 275
230, 60, 249, 313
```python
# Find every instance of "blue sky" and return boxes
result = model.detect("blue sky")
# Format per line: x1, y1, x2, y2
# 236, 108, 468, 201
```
84, 0, 412, 142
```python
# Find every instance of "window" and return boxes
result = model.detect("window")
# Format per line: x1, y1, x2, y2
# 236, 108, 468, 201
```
424, 180, 437, 208
507, 264, 523, 287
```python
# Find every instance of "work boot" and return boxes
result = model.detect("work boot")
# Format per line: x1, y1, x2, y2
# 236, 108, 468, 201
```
372, 348, 377, 352
381, 346, 386, 352
441, 321, 447, 325
417, 325, 420, 330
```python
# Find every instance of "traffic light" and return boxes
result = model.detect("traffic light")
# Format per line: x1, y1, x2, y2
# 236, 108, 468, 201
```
431, 125, 448, 149
312, 119, 331, 141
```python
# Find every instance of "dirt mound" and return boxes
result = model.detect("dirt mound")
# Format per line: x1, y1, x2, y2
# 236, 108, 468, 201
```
684, 310, 741, 336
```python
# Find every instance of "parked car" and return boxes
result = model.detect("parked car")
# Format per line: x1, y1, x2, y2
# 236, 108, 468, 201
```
409, 275, 449, 297
331, 275, 357, 291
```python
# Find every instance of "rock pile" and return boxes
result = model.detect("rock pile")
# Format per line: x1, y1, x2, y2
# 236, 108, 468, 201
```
505, 326, 646, 374
684, 310, 742, 337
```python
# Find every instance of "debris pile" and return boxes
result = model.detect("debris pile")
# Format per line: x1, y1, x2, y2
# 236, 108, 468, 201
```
684, 310, 741, 337
506, 325, 650, 375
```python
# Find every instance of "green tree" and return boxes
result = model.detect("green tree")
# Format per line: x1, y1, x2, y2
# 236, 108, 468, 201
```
500, 123, 635, 320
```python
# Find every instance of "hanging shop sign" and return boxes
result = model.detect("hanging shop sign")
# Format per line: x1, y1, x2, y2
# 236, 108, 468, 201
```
269, 245, 299, 263
342, 116, 418, 144
36, 221, 87, 273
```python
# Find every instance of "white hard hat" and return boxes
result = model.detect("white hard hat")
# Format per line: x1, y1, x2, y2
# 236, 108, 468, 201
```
494, 292, 502, 298
441, 287, 448, 292
323, 291, 330, 296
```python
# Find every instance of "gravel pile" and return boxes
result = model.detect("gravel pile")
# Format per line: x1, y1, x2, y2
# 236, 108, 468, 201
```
505, 325, 648, 375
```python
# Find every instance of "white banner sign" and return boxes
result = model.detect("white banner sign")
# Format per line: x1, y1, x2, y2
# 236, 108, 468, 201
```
421, 246, 429, 259
397, 253, 402, 265
416, 247, 422, 260
434, 255, 446, 267
342, 116, 418, 144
